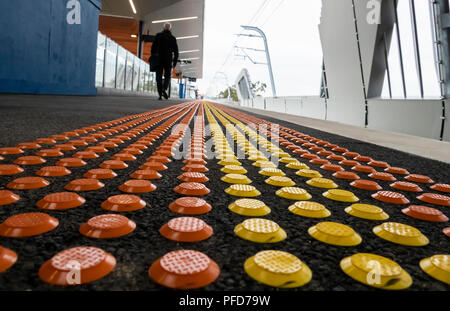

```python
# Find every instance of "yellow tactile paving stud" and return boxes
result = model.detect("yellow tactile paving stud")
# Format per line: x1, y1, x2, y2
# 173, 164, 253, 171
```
340, 253, 412, 290
244, 250, 312, 288
288, 201, 331, 218
258, 168, 285, 177
373, 222, 429, 246
286, 161, 309, 170
265, 176, 295, 187
225, 184, 261, 197
221, 174, 252, 185
234, 218, 286, 243
419, 254, 450, 285
249, 156, 270, 162
279, 157, 297, 164
252, 160, 277, 168
308, 222, 362, 246
228, 199, 271, 216
306, 178, 338, 189
323, 189, 359, 202
221, 165, 247, 174
218, 158, 241, 166
272, 152, 290, 159
345, 203, 389, 221
296, 169, 323, 178
276, 187, 312, 201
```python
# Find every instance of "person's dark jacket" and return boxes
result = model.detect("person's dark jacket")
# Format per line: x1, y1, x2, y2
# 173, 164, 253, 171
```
151, 29, 179, 68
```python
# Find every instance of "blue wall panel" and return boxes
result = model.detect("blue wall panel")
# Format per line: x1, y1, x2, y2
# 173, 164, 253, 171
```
0, 0, 101, 95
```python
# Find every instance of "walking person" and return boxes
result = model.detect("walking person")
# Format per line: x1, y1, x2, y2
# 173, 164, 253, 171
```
151, 22, 179, 100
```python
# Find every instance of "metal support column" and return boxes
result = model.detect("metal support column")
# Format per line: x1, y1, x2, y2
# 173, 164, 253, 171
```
240, 25, 277, 98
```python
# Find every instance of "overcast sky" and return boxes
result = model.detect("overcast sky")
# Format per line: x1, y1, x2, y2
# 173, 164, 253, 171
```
197, 0, 323, 97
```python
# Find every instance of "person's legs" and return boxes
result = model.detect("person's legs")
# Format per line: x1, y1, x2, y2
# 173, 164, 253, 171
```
162, 62, 172, 98
155, 66, 163, 99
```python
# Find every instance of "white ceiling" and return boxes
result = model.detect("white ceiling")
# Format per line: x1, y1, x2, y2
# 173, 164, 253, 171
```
101, 0, 205, 79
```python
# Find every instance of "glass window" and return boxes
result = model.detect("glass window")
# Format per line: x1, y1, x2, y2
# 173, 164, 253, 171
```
132, 57, 140, 91
116, 46, 126, 89
104, 38, 117, 89
125, 52, 134, 90
140, 60, 147, 92
95, 33, 106, 87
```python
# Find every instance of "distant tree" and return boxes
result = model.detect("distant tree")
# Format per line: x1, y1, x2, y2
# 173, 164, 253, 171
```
251, 81, 267, 97
218, 86, 238, 102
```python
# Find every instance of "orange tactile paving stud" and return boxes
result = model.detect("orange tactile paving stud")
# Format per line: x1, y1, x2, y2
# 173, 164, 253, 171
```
402, 205, 449, 222
405, 174, 434, 184
0, 190, 20, 206
417, 193, 450, 207
98, 141, 118, 148
65, 179, 104, 192
354, 156, 372, 162
112, 153, 136, 162
0, 246, 18, 272
0, 156, 3, 160
73, 151, 99, 159
35, 138, 56, 144
320, 164, 344, 172
50, 135, 69, 141
83, 169, 117, 180
0, 164, 24, 175
149, 249, 220, 289
39, 246, 116, 286
443, 227, 450, 237
36, 149, 63, 157
350, 179, 382, 191
56, 158, 87, 167
0, 147, 24, 155
160, 217, 213, 242
184, 158, 207, 165
390, 181, 423, 192
119, 180, 157, 193
310, 158, 330, 165
368, 160, 389, 168
182, 164, 209, 173
385, 167, 409, 175
343, 152, 359, 158
431, 184, 450, 193
147, 155, 171, 163
101, 195, 146, 212
14, 156, 46, 165
352, 165, 376, 173
7, 177, 50, 190
0, 212, 58, 237
53, 144, 76, 151
122, 148, 143, 155
36, 192, 85, 210
131, 169, 162, 180
140, 162, 168, 171
371, 191, 410, 204
80, 214, 136, 239
169, 197, 212, 215
69, 139, 88, 146
17, 142, 41, 149
174, 182, 210, 196
333, 171, 360, 180
368, 172, 396, 181
339, 160, 360, 167
327, 154, 346, 161
36, 166, 71, 177
99, 160, 128, 170
178, 172, 209, 183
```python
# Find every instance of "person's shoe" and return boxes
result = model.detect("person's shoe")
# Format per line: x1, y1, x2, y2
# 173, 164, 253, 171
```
158, 97, 162, 100
162, 91, 169, 100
